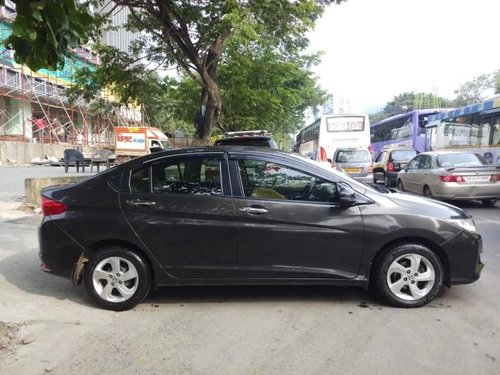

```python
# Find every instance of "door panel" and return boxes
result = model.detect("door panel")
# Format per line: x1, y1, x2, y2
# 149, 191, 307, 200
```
234, 198, 364, 279
232, 158, 365, 279
121, 154, 237, 278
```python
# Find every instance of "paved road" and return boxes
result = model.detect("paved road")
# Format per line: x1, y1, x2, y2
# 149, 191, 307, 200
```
0, 167, 499, 374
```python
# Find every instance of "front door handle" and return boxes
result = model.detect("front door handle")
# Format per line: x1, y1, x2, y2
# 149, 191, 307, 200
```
126, 199, 157, 207
239, 206, 268, 214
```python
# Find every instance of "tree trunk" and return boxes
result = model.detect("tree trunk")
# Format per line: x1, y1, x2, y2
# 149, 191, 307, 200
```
193, 37, 225, 146
193, 73, 221, 145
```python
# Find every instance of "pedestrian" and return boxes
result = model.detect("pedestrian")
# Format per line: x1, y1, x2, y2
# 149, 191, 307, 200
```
76, 132, 84, 153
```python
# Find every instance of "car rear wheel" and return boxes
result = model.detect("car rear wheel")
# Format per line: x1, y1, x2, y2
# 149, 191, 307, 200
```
384, 174, 392, 187
481, 199, 496, 207
84, 246, 151, 311
423, 185, 433, 198
374, 243, 444, 307
397, 179, 404, 191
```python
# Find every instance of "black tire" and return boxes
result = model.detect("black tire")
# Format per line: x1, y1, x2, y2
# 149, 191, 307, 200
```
481, 199, 497, 207
423, 185, 433, 198
84, 246, 151, 311
384, 174, 391, 187
374, 243, 444, 308
397, 179, 404, 192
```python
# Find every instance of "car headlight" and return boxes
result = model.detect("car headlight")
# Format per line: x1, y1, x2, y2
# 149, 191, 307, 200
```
446, 218, 477, 233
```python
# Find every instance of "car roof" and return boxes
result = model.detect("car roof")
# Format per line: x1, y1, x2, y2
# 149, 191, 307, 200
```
417, 150, 480, 157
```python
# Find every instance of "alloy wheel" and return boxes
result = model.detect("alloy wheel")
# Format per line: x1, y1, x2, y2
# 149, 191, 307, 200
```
386, 253, 435, 301
92, 256, 139, 303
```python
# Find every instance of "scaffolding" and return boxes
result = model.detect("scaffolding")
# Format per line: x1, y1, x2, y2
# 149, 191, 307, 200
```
0, 4, 144, 151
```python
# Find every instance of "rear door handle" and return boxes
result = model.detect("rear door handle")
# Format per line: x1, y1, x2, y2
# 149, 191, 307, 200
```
239, 206, 268, 214
126, 199, 157, 207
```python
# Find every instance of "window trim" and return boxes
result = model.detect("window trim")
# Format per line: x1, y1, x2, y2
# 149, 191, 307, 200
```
128, 152, 229, 197
229, 157, 342, 206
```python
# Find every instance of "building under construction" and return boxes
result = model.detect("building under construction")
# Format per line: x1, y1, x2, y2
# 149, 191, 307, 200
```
0, 2, 143, 163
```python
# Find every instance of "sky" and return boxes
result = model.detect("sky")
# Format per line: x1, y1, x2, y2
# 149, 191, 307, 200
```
307, 0, 500, 113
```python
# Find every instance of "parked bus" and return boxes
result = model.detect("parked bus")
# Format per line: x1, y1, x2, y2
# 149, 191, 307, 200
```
370, 109, 449, 159
425, 96, 500, 165
296, 114, 370, 163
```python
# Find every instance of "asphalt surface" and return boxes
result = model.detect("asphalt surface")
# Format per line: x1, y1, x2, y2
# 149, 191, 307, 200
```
0, 166, 499, 374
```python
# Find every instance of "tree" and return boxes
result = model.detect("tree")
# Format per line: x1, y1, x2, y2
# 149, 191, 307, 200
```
453, 70, 498, 106
4, 0, 344, 144
369, 92, 454, 123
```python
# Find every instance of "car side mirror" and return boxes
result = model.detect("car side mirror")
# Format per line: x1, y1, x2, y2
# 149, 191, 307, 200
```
337, 183, 357, 207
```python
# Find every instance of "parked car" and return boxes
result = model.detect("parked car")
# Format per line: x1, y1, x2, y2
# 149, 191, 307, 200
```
332, 147, 373, 183
373, 146, 418, 187
397, 151, 500, 206
214, 130, 278, 148
39, 147, 483, 310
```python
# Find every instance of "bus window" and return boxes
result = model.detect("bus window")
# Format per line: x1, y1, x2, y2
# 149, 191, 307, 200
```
493, 117, 500, 145
479, 116, 491, 146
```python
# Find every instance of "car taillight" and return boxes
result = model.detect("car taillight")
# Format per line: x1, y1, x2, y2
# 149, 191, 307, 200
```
387, 162, 394, 172
320, 147, 328, 162
332, 162, 337, 169
491, 174, 500, 182
439, 175, 465, 183
368, 163, 373, 173
41, 196, 68, 216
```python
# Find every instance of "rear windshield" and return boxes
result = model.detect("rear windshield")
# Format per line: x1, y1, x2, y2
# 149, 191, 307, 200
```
436, 153, 488, 168
335, 149, 371, 163
391, 150, 417, 161
215, 138, 276, 148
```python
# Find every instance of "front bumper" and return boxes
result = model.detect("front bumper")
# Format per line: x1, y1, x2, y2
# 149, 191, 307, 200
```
442, 230, 483, 285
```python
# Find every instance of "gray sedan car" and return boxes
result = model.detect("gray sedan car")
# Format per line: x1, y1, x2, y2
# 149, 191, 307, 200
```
397, 151, 500, 206
332, 147, 373, 183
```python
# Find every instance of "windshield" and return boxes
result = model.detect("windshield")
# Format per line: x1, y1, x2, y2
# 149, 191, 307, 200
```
335, 149, 371, 163
436, 153, 489, 168
391, 150, 417, 161
160, 140, 171, 149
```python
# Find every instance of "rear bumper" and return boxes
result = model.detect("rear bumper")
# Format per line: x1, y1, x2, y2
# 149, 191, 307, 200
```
432, 183, 500, 200
38, 219, 84, 280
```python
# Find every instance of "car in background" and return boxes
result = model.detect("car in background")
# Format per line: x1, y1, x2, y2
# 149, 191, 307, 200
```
214, 130, 278, 148
373, 146, 418, 187
332, 147, 373, 183
397, 151, 500, 206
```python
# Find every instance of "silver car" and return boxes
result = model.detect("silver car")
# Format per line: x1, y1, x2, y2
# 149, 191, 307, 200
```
397, 151, 500, 206
332, 148, 373, 183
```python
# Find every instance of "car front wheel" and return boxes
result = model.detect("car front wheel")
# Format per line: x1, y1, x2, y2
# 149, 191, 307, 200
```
374, 243, 444, 307
84, 246, 151, 311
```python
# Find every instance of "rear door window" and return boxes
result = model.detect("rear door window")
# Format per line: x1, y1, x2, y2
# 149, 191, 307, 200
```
391, 150, 417, 162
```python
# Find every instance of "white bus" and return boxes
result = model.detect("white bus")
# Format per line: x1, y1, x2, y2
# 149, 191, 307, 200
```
296, 114, 371, 163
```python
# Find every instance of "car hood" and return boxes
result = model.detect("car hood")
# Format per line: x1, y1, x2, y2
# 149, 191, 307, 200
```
387, 192, 470, 219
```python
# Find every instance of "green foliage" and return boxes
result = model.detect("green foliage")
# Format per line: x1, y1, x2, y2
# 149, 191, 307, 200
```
2, 0, 93, 71
217, 43, 326, 136
369, 92, 454, 124
496, 70, 500, 94
454, 71, 498, 106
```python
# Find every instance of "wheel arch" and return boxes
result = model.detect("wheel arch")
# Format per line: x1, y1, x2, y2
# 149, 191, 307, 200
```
73, 239, 156, 286
368, 236, 451, 288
